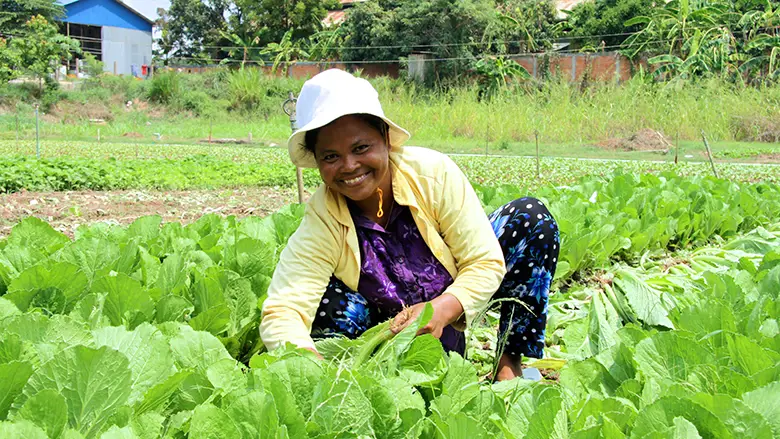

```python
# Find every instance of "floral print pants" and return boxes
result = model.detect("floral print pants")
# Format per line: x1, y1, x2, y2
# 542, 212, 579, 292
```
310, 197, 560, 359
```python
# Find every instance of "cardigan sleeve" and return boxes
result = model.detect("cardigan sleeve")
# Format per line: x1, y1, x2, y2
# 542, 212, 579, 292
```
258, 205, 340, 351
434, 154, 507, 328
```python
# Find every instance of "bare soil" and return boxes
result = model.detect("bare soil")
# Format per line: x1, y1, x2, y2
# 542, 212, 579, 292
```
0, 187, 308, 238
597, 128, 672, 152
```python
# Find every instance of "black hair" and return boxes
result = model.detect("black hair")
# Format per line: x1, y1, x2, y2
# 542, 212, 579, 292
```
303, 113, 389, 155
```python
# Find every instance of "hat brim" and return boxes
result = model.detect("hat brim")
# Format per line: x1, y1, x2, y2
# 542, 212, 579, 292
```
287, 114, 410, 169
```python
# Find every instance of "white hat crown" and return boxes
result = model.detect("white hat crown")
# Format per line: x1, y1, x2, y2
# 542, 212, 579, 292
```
287, 69, 410, 168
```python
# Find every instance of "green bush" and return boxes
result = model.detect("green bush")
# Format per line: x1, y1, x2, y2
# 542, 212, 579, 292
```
148, 70, 181, 104
81, 52, 104, 78
177, 89, 223, 116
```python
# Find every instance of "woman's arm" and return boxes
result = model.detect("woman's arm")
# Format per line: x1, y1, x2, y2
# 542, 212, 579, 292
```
434, 155, 507, 328
259, 206, 340, 352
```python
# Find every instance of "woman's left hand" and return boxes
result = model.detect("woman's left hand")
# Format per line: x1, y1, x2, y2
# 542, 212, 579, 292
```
390, 293, 464, 338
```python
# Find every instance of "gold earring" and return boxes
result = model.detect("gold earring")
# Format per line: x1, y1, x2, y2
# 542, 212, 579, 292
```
377, 188, 384, 218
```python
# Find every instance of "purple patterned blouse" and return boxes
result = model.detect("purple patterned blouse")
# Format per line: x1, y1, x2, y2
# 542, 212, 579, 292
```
349, 201, 465, 354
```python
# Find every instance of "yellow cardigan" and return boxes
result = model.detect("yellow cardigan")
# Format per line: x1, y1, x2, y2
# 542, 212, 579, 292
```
259, 146, 506, 351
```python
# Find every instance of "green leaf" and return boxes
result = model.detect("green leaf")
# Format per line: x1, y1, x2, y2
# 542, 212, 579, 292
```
7, 217, 69, 256
0, 419, 49, 439
189, 305, 231, 335
248, 369, 307, 438
205, 358, 246, 398
630, 396, 732, 439
431, 353, 480, 416
5, 262, 88, 313
129, 412, 164, 439
133, 370, 192, 416
0, 361, 34, 420
155, 254, 189, 296
19, 345, 132, 438
690, 393, 773, 439
570, 396, 637, 432
168, 325, 233, 373
189, 403, 241, 439
223, 277, 258, 336
634, 332, 715, 385
0, 298, 21, 321
262, 355, 324, 421
58, 237, 120, 281
16, 389, 67, 439
155, 295, 193, 323
613, 269, 674, 328
742, 382, 780, 439
726, 333, 779, 376
589, 289, 622, 355
92, 324, 175, 405
225, 391, 281, 439
310, 371, 374, 437
93, 273, 155, 329
99, 425, 138, 439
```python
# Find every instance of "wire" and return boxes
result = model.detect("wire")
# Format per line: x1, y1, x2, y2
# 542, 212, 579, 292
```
154, 38, 676, 67
0, 24, 776, 52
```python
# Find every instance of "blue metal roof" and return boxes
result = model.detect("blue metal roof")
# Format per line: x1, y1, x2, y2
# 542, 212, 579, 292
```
58, 0, 153, 32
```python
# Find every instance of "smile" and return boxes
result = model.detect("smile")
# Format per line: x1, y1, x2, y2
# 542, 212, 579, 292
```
341, 172, 370, 187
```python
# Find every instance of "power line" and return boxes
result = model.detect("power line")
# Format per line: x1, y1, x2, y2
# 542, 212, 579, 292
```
155, 39, 676, 67
1, 24, 777, 52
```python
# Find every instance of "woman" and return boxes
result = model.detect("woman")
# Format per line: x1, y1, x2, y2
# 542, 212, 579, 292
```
259, 69, 559, 381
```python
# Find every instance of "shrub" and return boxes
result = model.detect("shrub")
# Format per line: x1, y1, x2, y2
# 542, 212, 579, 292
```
148, 70, 181, 104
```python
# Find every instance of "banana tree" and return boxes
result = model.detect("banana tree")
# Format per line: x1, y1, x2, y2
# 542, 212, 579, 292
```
260, 29, 310, 75
220, 31, 261, 68
472, 55, 532, 98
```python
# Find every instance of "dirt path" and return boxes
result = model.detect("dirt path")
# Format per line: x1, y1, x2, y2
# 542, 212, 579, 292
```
0, 187, 309, 238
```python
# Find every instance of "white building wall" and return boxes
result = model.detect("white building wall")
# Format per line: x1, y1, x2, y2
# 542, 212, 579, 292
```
101, 26, 153, 76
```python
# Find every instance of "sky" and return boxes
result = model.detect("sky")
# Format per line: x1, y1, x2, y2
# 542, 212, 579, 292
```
123, 0, 170, 21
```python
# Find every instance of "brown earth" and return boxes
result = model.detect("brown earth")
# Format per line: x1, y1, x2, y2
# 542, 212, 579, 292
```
0, 187, 308, 238
598, 128, 672, 152
49, 99, 115, 123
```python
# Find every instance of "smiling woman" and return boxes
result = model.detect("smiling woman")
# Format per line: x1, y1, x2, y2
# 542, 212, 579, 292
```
259, 69, 560, 381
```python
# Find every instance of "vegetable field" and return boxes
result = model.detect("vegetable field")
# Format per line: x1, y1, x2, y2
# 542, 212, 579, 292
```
1, 170, 779, 438
1, 140, 779, 194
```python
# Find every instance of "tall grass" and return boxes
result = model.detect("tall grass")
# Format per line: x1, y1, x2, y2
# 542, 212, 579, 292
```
373, 76, 780, 145
1, 70, 778, 146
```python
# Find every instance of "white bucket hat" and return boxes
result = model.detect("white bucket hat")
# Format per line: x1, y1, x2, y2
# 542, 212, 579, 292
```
287, 69, 411, 169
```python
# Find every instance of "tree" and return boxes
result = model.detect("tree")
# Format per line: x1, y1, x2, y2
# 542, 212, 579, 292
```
563, 0, 656, 50
260, 29, 310, 74
0, 38, 21, 84
235, 0, 336, 47
340, 0, 499, 82
0, 0, 64, 35
161, 0, 233, 61
487, 0, 560, 54
623, 0, 780, 81
10, 15, 80, 89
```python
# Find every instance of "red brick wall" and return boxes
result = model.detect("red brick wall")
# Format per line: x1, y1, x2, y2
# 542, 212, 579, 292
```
164, 52, 636, 82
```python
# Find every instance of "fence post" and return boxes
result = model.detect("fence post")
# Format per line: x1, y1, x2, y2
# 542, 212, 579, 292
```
615, 55, 621, 84
701, 130, 719, 178
571, 55, 577, 82
34, 105, 40, 158
283, 91, 305, 205
535, 130, 540, 179
114, 61, 118, 75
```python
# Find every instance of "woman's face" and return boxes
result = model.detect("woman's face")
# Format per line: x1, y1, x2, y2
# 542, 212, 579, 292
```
313, 115, 390, 202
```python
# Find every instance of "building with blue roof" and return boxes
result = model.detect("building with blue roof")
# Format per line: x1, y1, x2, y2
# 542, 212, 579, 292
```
57, 0, 153, 76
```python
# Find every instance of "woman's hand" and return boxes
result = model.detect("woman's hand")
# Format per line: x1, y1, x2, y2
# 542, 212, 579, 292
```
391, 293, 464, 338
